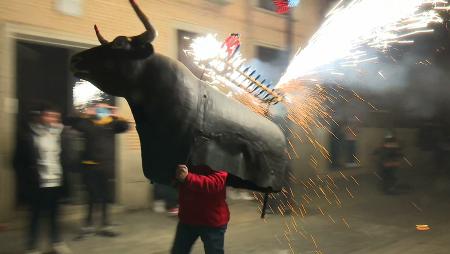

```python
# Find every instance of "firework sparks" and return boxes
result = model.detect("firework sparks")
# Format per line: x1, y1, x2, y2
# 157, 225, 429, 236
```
373, 171, 382, 180
342, 217, 351, 229
350, 176, 360, 186
328, 214, 336, 224
346, 187, 355, 198
278, 0, 449, 85
73, 79, 104, 110
403, 156, 413, 167
410, 201, 424, 212
339, 171, 350, 181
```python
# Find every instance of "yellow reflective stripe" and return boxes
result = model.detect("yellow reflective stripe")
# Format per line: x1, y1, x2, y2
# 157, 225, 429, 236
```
82, 160, 99, 165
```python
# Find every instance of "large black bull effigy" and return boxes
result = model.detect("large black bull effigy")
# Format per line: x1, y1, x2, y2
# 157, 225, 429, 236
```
70, 0, 288, 192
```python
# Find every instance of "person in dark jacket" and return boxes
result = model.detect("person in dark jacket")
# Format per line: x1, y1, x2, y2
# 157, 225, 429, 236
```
374, 133, 403, 195
67, 102, 129, 237
171, 164, 268, 254
14, 102, 71, 254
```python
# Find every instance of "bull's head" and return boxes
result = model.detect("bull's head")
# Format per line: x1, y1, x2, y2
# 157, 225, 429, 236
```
71, 0, 156, 97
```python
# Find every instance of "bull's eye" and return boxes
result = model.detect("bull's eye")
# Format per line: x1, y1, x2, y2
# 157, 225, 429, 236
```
112, 36, 130, 50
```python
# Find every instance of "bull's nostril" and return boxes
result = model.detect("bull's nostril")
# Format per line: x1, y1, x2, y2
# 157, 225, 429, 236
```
71, 56, 81, 65
70, 56, 83, 71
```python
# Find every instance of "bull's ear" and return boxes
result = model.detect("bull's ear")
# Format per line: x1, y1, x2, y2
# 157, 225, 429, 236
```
134, 43, 154, 58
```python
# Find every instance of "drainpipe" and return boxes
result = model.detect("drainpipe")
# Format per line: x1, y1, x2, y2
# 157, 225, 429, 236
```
286, 8, 294, 57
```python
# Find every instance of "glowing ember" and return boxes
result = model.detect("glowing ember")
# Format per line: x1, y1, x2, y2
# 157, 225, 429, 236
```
416, 224, 431, 231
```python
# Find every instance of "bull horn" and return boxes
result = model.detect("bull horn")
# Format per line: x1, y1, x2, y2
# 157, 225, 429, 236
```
129, 0, 157, 44
94, 25, 109, 45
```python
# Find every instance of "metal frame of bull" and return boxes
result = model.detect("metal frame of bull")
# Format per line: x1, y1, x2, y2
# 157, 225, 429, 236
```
70, 0, 289, 196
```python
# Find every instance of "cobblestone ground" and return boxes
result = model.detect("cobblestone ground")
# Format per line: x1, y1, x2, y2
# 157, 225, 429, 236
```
1, 171, 450, 254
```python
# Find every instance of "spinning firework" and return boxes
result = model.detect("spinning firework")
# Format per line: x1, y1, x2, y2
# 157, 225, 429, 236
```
185, 34, 283, 105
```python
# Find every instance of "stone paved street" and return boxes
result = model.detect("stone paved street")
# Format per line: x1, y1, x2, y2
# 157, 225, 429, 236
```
1, 171, 450, 254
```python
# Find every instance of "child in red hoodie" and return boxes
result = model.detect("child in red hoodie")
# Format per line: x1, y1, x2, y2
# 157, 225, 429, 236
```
171, 164, 228, 254
171, 164, 267, 254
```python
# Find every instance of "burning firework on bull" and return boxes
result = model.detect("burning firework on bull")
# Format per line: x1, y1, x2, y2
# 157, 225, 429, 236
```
184, 33, 284, 107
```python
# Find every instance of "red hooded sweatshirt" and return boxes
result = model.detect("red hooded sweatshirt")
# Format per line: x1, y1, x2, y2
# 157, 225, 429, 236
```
178, 165, 229, 227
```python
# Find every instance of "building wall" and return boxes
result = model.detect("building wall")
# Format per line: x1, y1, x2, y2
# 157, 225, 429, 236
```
0, 23, 17, 222
0, 0, 325, 57
0, 0, 326, 221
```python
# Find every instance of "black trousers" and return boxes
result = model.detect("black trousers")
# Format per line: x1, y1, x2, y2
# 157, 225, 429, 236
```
171, 223, 227, 254
330, 136, 341, 169
346, 140, 357, 163
83, 167, 109, 226
380, 167, 398, 192
27, 187, 61, 249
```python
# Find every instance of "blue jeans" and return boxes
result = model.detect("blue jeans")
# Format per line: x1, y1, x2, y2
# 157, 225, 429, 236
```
171, 223, 227, 254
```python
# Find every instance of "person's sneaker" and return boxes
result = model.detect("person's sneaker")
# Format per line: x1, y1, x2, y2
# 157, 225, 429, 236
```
240, 192, 255, 201
98, 225, 120, 237
81, 225, 96, 235
227, 189, 241, 200
52, 242, 72, 254
167, 207, 179, 216
153, 200, 166, 213
25, 250, 42, 254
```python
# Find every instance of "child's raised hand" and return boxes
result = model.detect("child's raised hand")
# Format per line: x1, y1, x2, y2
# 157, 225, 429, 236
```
176, 164, 189, 182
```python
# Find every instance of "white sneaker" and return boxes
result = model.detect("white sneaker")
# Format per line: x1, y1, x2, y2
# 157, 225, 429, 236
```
25, 250, 42, 254
167, 207, 179, 216
52, 242, 72, 254
153, 200, 166, 213
81, 225, 96, 235
227, 189, 241, 200
98, 225, 120, 237
240, 192, 254, 200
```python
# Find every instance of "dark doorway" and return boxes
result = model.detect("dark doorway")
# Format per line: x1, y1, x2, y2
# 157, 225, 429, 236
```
16, 41, 72, 119
15, 40, 116, 204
